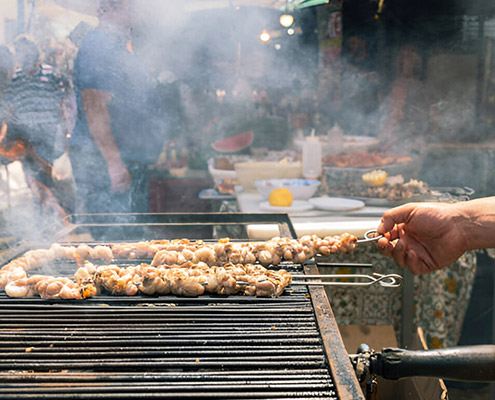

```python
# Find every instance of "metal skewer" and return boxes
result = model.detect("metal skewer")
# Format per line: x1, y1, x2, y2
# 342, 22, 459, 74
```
231, 273, 402, 288
291, 273, 403, 288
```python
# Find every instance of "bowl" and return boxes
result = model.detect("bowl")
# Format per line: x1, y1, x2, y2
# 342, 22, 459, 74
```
207, 158, 237, 181
255, 178, 320, 200
235, 161, 303, 191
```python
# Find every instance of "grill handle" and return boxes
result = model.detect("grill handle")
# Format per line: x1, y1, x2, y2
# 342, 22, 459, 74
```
371, 345, 495, 382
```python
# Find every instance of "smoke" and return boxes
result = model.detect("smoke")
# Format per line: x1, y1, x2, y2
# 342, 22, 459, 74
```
2, 0, 485, 236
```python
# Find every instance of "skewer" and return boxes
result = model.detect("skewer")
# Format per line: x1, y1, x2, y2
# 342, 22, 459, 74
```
230, 273, 402, 289
290, 273, 403, 288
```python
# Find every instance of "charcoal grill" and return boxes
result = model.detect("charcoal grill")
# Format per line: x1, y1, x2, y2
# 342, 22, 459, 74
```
0, 213, 365, 400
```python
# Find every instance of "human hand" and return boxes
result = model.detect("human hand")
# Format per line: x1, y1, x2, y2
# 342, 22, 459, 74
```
108, 161, 132, 193
376, 202, 469, 274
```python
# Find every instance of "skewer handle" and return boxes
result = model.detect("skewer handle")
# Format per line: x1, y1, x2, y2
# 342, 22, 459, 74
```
357, 229, 383, 243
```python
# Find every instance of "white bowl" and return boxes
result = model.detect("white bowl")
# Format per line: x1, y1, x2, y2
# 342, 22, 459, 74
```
207, 158, 237, 180
255, 178, 321, 200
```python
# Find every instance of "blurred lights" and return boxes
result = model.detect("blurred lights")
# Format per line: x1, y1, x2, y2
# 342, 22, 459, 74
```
279, 14, 294, 28
274, 43, 281, 50
259, 29, 271, 43
287, 28, 295, 35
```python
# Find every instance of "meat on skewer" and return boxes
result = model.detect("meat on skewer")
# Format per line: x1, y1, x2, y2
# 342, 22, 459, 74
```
3, 260, 293, 299
0, 233, 357, 297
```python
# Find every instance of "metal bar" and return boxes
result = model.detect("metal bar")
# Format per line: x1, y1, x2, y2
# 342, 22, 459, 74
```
62, 212, 298, 240
304, 264, 365, 400
315, 262, 373, 268
0, 391, 340, 400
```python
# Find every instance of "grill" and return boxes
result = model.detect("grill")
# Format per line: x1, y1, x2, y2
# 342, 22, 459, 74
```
0, 267, 361, 399
0, 213, 364, 400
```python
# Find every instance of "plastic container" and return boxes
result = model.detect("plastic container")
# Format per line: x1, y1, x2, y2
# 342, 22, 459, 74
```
302, 131, 322, 179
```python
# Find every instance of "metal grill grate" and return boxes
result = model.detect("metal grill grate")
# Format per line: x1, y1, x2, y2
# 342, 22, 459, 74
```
0, 265, 341, 400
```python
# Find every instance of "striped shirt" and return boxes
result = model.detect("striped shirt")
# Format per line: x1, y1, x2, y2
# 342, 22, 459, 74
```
5, 64, 65, 162
6, 64, 63, 129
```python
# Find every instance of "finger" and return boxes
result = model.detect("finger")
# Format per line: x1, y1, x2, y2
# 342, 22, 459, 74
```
377, 237, 394, 257
377, 203, 417, 235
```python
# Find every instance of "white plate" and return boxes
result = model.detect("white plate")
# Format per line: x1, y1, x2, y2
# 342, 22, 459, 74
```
308, 197, 365, 211
259, 200, 314, 213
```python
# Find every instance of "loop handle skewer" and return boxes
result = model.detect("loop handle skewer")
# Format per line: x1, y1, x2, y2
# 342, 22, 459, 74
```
291, 273, 403, 288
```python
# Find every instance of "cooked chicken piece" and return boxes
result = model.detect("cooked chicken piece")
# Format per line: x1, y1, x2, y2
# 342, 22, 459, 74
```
34, 277, 83, 299
5, 275, 49, 297
0, 265, 27, 289
50, 243, 77, 260
89, 245, 113, 262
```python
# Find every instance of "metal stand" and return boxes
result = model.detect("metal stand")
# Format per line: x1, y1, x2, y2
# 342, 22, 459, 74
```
401, 269, 415, 348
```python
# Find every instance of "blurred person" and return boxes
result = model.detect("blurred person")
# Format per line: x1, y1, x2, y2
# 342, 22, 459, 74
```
377, 44, 436, 154
0, 45, 14, 131
376, 197, 495, 274
336, 34, 382, 137
70, 0, 167, 226
1, 36, 71, 220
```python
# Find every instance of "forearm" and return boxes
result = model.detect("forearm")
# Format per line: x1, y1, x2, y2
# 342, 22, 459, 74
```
453, 197, 495, 250
82, 89, 124, 167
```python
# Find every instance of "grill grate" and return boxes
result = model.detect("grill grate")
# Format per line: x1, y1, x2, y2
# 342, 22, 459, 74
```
0, 264, 341, 400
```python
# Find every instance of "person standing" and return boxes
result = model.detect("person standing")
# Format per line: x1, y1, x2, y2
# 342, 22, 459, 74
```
2, 36, 71, 220
377, 45, 435, 154
0, 45, 14, 140
336, 34, 382, 137
70, 0, 166, 227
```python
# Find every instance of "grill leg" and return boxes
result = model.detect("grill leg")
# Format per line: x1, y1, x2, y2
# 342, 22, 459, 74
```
401, 269, 414, 348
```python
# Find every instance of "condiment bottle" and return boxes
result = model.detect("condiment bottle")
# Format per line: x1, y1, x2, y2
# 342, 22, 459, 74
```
302, 129, 322, 179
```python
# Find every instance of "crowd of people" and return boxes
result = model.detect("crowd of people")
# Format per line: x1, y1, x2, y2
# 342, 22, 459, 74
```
0, 0, 169, 234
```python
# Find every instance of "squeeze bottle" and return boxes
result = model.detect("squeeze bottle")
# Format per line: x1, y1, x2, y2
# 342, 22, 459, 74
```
302, 129, 322, 179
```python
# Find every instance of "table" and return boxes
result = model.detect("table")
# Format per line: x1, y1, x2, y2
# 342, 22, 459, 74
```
236, 191, 385, 239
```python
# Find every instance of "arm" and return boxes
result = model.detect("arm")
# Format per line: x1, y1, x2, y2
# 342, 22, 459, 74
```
81, 88, 131, 193
376, 197, 495, 274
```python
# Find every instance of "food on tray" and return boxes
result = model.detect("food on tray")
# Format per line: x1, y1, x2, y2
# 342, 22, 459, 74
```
362, 170, 388, 186
269, 187, 293, 207
0, 233, 358, 299
331, 177, 432, 202
363, 179, 431, 201
214, 157, 235, 170
214, 178, 236, 195
322, 151, 412, 168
